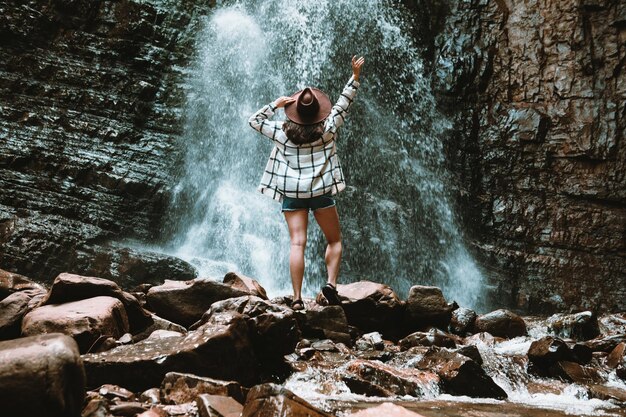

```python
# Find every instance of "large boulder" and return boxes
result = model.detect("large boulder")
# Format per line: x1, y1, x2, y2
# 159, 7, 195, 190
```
223, 272, 268, 300
415, 347, 507, 399
0, 268, 46, 300
472, 309, 527, 338
241, 383, 332, 417
22, 296, 130, 353
161, 372, 245, 404
193, 296, 301, 361
82, 313, 258, 391
326, 281, 402, 338
42, 272, 152, 333
295, 304, 351, 344
146, 278, 249, 327
343, 359, 439, 397
527, 336, 571, 370
0, 290, 43, 340
0, 333, 85, 417
404, 285, 455, 331
546, 311, 600, 341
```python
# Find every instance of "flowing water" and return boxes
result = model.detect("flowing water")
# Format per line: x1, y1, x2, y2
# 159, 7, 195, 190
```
161, 0, 486, 308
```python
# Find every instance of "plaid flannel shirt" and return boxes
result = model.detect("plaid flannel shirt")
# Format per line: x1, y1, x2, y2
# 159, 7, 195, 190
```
248, 75, 360, 202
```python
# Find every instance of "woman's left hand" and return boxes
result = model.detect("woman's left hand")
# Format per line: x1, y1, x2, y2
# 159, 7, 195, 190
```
274, 96, 296, 108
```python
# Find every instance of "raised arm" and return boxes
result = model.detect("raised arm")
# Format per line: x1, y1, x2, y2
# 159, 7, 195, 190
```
248, 96, 295, 140
326, 55, 365, 133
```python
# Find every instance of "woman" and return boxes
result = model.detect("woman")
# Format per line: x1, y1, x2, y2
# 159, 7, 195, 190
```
248, 56, 365, 310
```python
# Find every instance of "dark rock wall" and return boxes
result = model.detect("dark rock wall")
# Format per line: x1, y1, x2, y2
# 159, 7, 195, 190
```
431, 0, 626, 313
0, 0, 208, 283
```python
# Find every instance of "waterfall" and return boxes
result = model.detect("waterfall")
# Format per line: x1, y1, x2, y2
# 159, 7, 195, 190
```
162, 0, 486, 310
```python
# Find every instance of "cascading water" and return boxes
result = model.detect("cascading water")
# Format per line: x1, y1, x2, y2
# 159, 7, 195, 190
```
162, 0, 486, 309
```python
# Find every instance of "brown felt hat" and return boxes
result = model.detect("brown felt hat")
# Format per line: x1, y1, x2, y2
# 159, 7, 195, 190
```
284, 87, 332, 125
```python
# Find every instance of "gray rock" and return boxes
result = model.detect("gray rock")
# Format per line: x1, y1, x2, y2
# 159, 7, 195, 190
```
0, 333, 85, 417
546, 311, 600, 341
450, 307, 477, 336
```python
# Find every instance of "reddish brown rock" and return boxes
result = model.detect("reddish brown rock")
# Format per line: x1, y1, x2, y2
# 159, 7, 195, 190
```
328, 280, 402, 338
606, 342, 626, 368
527, 336, 571, 369
161, 372, 245, 404
549, 361, 602, 384
473, 309, 527, 338
399, 328, 458, 350
137, 408, 168, 417
583, 334, 626, 352
415, 347, 507, 399
588, 384, 626, 403
0, 291, 33, 339
97, 384, 135, 401
146, 278, 249, 327
194, 296, 301, 361
0, 333, 85, 417
82, 313, 257, 391
241, 383, 332, 417
350, 402, 427, 417
344, 359, 439, 397
404, 285, 454, 331
42, 272, 152, 333
223, 272, 268, 300
197, 394, 243, 417
132, 313, 187, 343
0, 268, 46, 299
109, 402, 147, 416
22, 296, 130, 353
296, 304, 351, 345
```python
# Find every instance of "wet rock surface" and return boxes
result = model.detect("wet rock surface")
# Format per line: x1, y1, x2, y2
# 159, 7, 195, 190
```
22, 295, 130, 353
0, 333, 86, 417
0, 270, 622, 416
0, 0, 204, 286
430, 0, 626, 313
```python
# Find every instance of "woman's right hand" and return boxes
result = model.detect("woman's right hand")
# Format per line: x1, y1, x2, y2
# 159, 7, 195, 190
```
274, 96, 296, 108
352, 55, 365, 81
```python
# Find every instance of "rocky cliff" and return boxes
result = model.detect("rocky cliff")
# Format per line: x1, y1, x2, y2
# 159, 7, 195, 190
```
431, 0, 626, 312
1, 0, 624, 313
0, 0, 205, 285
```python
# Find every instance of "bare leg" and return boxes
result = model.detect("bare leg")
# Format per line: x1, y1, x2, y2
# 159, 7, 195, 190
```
284, 210, 309, 301
313, 206, 342, 287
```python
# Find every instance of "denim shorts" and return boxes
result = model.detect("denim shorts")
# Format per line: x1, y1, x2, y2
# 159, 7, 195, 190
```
281, 193, 336, 213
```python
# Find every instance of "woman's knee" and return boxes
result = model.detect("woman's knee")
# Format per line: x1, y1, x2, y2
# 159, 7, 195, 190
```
328, 240, 342, 252
290, 235, 307, 248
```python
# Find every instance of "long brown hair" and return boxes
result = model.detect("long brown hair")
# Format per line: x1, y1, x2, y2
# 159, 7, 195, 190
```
283, 120, 325, 145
